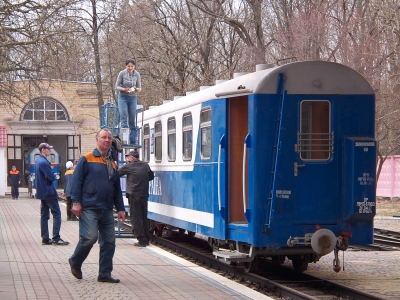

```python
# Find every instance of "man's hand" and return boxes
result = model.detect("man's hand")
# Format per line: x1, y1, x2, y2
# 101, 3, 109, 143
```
71, 204, 82, 218
117, 211, 126, 224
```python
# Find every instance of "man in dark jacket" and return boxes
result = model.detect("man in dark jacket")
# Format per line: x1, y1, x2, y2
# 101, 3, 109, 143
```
118, 150, 154, 247
35, 143, 69, 246
69, 129, 125, 283
8, 165, 21, 199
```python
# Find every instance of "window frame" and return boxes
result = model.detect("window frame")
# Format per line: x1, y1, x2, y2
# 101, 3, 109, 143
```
167, 117, 176, 161
154, 121, 162, 162
182, 112, 193, 161
143, 124, 150, 162
200, 107, 212, 159
297, 100, 333, 161
20, 97, 69, 121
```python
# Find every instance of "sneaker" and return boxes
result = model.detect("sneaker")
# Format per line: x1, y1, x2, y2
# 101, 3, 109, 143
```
42, 238, 53, 245
53, 238, 69, 246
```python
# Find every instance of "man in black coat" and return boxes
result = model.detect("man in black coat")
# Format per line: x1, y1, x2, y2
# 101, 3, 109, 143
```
118, 150, 154, 247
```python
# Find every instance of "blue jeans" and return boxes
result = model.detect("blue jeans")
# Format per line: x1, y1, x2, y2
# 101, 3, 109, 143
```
70, 209, 116, 277
118, 92, 137, 143
40, 199, 61, 241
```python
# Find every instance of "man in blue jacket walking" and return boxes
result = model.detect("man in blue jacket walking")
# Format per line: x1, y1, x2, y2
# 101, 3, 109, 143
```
68, 129, 126, 283
35, 143, 69, 246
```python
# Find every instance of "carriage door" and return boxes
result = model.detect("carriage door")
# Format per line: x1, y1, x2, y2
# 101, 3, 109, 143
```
293, 99, 337, 225
228, 96, 248, 224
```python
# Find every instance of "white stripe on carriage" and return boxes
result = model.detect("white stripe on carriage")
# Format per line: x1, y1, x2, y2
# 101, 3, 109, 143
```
148, 202, 214, 228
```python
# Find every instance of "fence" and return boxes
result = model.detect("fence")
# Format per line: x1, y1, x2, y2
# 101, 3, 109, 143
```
376, 155, 400, 198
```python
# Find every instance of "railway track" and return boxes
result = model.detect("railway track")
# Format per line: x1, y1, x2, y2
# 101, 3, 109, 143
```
116, 219, 383, 300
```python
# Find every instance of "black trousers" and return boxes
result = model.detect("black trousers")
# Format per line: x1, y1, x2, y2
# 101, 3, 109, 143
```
11, 183, 19, 199
128, 195, 150, 244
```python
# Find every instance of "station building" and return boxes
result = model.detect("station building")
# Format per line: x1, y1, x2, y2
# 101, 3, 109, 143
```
0, 79, 109, 196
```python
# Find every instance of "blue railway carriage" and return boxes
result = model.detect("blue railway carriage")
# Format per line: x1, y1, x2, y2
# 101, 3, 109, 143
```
27, 147, 61, 191
139, 61, 376, 273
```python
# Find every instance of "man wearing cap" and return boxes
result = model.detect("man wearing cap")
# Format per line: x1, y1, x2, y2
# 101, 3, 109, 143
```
118, 150, 154, 247
35, 143, 69, 246
62, 161, 78, 221
68, 128, 125, 283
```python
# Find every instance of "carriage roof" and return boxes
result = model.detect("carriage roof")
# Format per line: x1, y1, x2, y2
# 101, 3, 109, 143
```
141, 61, 374, 119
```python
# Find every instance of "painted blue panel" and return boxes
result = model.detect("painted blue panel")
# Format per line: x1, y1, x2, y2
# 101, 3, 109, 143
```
342, 138, 376, 221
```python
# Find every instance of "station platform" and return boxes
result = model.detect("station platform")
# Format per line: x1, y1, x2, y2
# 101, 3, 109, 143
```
0, 196, 272, 300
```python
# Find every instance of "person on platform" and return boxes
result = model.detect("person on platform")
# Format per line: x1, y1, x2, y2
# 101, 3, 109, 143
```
68, 129, 126, 283
35, 143, 69, 246
115, 58, 141, 145
62, 161, 78, 221
8, 165, 21, 199
118, 150, 154, 247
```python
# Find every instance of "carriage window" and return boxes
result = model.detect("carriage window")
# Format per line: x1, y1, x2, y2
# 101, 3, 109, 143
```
168, 118, 176, 161
298, 100, 333, 160
183, 113, 192, 160
143, 124, 150, 162
200, 108, 212, 159
155, 121, 162, 162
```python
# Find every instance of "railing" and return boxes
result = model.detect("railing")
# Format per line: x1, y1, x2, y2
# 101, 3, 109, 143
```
296, 132, 334, 159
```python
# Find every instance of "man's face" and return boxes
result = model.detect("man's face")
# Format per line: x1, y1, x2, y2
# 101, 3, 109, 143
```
12, 166, 16, 171
41, 148, 52, 157
96, 130, 112, 153
125, 155, 134, 163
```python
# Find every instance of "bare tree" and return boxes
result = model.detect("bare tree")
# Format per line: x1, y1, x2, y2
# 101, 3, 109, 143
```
0, 0, 81, 104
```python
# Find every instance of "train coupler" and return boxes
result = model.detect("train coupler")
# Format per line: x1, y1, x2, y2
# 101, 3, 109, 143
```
333, 248, 341, 273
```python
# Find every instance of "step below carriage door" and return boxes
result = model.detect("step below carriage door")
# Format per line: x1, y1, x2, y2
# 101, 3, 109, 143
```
293, 98, 337, 225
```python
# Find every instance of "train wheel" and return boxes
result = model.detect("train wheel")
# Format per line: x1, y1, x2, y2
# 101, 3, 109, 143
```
187, 231, 195, 238
156, 225, 164, 237
148, 220, 156, 235
244, 256, 259, 273
292, 257, 309, 272
271, 255, 285, 265
178, 228, 186, 237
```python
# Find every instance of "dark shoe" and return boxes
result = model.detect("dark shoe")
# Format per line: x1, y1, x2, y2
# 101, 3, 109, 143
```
68, 258, 82, 279
71, 216, 79, 221
97, 275, 120, 283
53, 238, 69, 246
67, 216, 71, 221
134, 242, 147, 247
42, 238, 53, 245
